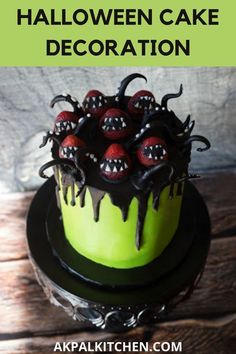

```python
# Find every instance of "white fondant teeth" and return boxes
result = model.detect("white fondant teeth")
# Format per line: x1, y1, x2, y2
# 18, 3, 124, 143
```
56, 120, 77, 132
101, 116, 128, 132
101, 158, 129, 174
84, 95, 106, 110
144, 144, 167, 160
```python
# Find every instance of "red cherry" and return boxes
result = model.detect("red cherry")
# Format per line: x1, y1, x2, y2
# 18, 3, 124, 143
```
137, 137, 168, 167
100, 108, 132, 140
128, 90, 156, 117
100, 144, 131, 181
59, 135, 85, 159
82, 90, 108, 118
54, 111, 79, 133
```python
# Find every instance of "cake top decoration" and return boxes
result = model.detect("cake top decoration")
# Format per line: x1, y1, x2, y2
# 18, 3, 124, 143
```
39, 73, 210, 249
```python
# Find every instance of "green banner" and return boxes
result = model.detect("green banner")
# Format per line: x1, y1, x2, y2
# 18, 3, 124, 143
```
0, 0, 235, 66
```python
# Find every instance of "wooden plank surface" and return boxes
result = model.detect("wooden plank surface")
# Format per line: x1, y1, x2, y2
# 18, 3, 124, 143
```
0, 316, 235, 354
0, 172, 236, 353
0, 236, 236, 338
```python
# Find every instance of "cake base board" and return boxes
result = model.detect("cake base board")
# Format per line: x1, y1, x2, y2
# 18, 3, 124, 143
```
27, 177, 211, 331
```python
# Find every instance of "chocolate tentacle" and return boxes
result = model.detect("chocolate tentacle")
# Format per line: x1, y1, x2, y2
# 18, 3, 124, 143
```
74, 115, 92, 135
131, 162, 175, 191
175, 174, 200, 183
39, 159, 75, 179
116, 73, 147, 101
161, 84, 183, 108
186, 120, 195, 134
126, 120, 189, 149
50, 94, 81, 114
182, 115, 191, 130
183, 135, 211, 152
39, 132, 60, 148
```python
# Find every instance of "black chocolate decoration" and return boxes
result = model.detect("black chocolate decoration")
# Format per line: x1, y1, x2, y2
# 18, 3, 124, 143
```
39, 74, 210, 250
88, 187, 106, 222
50, 94, 81, 114
161, 84, 183, 108
116, 73, 147, 102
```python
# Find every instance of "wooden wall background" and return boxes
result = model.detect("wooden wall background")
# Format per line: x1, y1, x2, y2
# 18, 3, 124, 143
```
0, 66, 235, 193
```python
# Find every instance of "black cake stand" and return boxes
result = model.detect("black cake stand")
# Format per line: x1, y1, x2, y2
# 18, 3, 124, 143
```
27, 177, 211, 331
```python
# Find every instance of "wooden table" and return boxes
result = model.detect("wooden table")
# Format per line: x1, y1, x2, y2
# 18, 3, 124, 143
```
0, 172, 236, 354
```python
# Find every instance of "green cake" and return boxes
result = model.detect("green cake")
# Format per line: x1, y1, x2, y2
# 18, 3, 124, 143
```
39, 73, 210, 273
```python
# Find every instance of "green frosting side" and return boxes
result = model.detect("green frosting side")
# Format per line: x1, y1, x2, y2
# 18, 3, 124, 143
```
59, 183, 183, 269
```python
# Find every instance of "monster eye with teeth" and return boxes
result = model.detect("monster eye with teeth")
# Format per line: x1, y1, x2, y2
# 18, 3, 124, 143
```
128, 90, 156, 117
54, 111, 79, 134
59, 135, 86, 160
100, 108, 132, 141
82, 90, 108, 118
100, 144, 131, 182
137, 137, 168, 167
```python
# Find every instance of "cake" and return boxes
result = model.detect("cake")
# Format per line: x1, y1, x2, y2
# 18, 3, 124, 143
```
29, 73, 212, 330
39, 73, 210, 288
